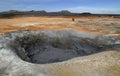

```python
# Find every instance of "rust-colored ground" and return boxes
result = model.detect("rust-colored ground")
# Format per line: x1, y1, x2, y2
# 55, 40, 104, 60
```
0, 16, 120, 38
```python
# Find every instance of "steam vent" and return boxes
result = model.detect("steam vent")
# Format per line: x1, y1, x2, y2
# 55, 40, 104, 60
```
0, 29, 120, 76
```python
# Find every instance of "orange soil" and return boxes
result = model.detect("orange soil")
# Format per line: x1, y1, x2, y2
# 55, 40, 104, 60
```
0, 16, 119, 38
0, 17, 92, 32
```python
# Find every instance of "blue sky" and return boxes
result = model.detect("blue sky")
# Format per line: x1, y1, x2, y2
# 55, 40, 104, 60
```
0, 0, 120, 14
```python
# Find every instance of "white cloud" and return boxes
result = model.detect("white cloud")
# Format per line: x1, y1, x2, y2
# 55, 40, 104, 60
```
61, 6, 120, 14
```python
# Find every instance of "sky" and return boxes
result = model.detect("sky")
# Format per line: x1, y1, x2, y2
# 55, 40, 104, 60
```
0, 0, 120, 14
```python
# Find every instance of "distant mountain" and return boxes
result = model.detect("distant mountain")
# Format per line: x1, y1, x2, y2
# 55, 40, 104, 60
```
81, 12, 92, 15
0, 10, 120, 18
7, 10, 19, 13
59, 10, 71, 14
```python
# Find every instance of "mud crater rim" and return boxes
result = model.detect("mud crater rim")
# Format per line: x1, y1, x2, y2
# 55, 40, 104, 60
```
8, 32, 105, 64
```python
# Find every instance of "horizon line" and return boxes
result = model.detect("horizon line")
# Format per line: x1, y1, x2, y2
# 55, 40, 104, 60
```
0, 10, 120, 14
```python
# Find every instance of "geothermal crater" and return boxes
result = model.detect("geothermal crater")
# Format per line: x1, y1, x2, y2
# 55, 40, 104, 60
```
2, 30, 119, 64
14, 35, 101, 64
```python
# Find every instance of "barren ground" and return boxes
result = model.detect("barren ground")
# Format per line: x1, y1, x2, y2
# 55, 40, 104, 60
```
0, 16, 120, 76
0, 16, 120, 38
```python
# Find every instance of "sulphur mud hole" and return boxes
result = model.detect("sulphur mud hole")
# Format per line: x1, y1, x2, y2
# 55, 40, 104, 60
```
0, 30, 120, 64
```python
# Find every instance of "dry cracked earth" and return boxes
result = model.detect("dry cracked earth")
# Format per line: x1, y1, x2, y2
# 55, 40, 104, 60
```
0, 16, 120, 76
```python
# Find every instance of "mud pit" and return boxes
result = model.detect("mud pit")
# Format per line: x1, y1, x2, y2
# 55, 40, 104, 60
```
2, 30, 119, 64
15, 34, 101, 64
0, 29, 120, 76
